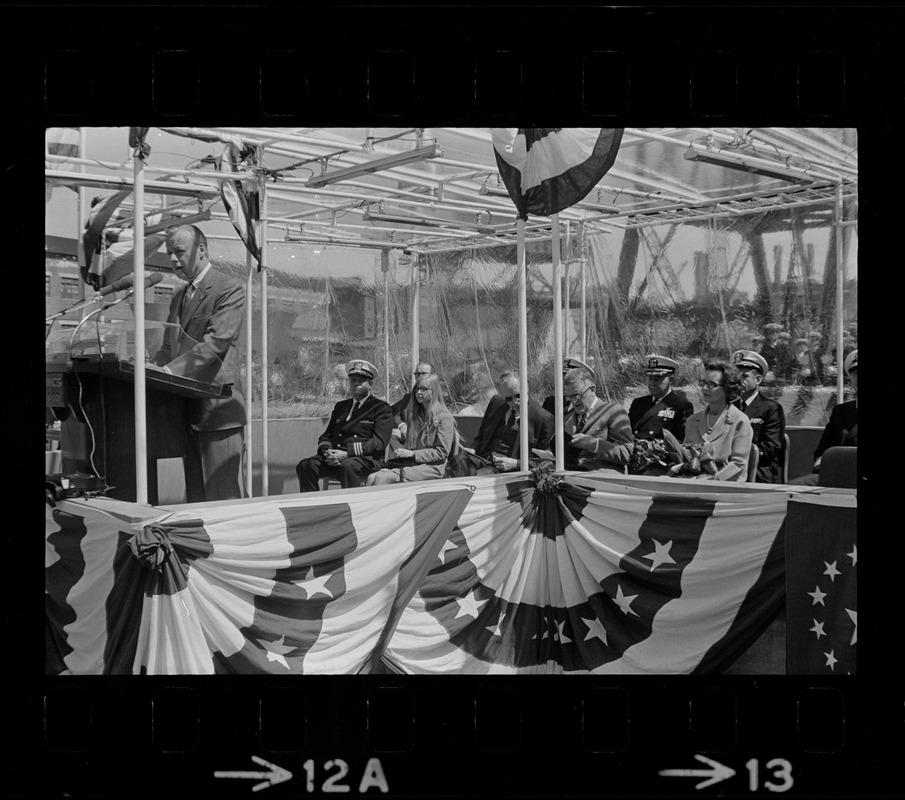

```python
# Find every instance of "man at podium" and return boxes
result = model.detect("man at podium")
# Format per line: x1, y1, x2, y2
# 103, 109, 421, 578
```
152, 225, 247, 502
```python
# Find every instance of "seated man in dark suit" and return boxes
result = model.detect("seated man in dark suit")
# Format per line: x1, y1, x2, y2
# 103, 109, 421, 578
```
542, 356, 595, 417
731, 350, 786, 483
448, 371, 553, 476
558, 367, 634, 474
296, 359, 393, 491
789, 350, 858, 486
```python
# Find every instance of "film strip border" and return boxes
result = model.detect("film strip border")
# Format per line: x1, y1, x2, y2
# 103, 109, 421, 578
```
20, 7, 895, 122
34, 678, 905, 797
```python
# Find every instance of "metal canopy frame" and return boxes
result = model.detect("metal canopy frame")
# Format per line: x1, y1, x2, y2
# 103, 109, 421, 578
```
46, 126, 857, 501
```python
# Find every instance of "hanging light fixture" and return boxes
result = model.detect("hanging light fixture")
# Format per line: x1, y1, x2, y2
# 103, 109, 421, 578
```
683, 143, 818, 183
305, 143, 442, 188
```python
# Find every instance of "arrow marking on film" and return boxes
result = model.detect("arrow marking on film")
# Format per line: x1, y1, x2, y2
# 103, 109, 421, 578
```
215, 755, 293, 792
659, 753, 736, 790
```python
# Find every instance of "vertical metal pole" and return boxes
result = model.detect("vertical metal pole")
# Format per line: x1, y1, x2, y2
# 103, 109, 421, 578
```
77, 127, 88, 311
579, 223, 588, 363
834, 183, 845, 402
552, 214, 564, 472
244, 251, 254, 498
411, 253, 420, 369
132, 150, 148, 503
382, 250, 391, 396
259, 148, 270, 496
563, 222, 570, 357
517, 218, 529, 471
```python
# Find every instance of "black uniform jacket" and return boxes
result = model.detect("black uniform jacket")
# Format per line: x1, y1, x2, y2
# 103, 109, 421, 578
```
317, 394, 393, 460
628, 390, 694, 441
739, 391, 786, 483
813, 400, 858, 469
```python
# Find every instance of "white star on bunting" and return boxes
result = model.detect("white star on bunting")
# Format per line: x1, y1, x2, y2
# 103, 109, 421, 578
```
556, 619, 572, 645
846, 609, 857, 645
454, 589, 487, 620
296, 566, 333, 599
824, 650, 838, 671
808, 585, 827, 606
809, 619, 826, 640
439, 538, 459, 565
485, 612, 505, 638
582, 616, 608, 645
613, 585, 640, 617
642, 539, 676, 571
256, 635, 296, 670
823, 560, 841, 582
847, 545, 857, 567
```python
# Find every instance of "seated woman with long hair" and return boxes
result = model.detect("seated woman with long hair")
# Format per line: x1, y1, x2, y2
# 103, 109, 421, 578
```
367, 373, 459, 485
682, 360, 753, 481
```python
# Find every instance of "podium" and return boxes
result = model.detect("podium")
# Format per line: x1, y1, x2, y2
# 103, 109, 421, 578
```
45, 321, 231, 504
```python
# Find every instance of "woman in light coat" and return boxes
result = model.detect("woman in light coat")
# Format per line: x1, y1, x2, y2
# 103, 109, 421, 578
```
683, 360, 753, 482
368, 373, 459, 484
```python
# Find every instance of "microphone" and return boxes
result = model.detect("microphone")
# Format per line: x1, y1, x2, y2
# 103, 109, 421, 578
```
94, 272, 164, 297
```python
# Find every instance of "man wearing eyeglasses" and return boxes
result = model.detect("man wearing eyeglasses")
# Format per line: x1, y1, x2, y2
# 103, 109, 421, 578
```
558, 367, 634, 473
391, 362, 433, 436
448, 371, 554, 476
542, 355, 596, 416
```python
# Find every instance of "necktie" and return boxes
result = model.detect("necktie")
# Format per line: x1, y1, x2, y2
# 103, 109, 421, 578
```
346, 401, 360, 422
576, 412, 586, 430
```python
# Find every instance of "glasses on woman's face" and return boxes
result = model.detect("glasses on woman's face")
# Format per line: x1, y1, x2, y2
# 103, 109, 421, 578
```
414, 387, 431, 395
698, 380, 723, 390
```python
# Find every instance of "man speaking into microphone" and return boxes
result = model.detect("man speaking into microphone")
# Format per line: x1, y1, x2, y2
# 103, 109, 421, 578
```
151, 225, 247, 503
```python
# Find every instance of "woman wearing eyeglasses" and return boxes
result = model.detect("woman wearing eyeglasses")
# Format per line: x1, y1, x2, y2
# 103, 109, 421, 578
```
367, 373, 460, 485
682, 361, 754, 481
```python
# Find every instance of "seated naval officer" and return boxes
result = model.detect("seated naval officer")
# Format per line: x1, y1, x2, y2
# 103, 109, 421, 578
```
295, 359, 392, 491
730, 349, 786, 483
628, 354, 694, 441
449, 371, 554, 476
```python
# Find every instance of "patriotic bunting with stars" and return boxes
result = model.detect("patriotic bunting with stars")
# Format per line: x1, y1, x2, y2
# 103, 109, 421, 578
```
46, 484, 473, 675
490, 128, 623, 219
785, 494, 857, 674
383, 472, 788, 674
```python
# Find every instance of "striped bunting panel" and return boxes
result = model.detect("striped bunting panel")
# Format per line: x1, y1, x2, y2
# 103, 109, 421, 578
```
45, 484, 473, 674
490, 128, 623, 218
383, 473, 788, 674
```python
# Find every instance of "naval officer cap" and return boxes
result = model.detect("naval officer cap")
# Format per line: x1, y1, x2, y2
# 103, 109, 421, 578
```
563, 355, 594, 374
731, 349, 770, 375
765, 322, 783, 333
843, 349, 858, 377
643, 354, 679, 377
346, 359, 376, 379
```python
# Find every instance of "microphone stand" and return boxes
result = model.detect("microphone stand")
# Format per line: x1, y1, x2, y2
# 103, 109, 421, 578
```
66, 290, 136, 354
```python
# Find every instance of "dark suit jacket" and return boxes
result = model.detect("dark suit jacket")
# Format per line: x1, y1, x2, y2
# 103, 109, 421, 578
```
153, 266, 247, 432
560, 400, 634, 472
471, 398, 554, 459
738, 391, 786, 483
317, 394, 393, 460
813, 400, 857, 469
628, 390, 694, 441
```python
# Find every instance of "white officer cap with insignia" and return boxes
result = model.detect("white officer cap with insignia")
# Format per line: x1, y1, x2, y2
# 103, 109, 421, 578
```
563, 355, 593, 375
346, 359, 376, 379
843, 349, 858, 377
732, 349, 770, 375
643, 354, 678, 377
